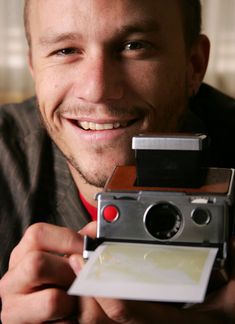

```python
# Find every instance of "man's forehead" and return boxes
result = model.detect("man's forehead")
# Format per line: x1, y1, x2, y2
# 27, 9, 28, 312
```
29, 0, 181, 19
29, 0, 182, 34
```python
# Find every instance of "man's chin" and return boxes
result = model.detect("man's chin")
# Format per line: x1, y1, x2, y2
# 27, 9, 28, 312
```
68, 158, 113, 188
77, 168, 111, 188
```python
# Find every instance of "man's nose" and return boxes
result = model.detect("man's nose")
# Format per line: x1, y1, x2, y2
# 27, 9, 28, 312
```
75, 54, 124, 103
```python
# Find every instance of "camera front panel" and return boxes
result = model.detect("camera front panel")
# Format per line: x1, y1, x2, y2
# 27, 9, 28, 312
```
97, 191, 229, 245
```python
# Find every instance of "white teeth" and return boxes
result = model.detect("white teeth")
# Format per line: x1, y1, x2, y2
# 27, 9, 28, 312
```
78, 121, 124, 130
80, 121, 89, 130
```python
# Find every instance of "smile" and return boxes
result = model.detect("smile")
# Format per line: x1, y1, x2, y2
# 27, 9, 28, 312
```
62, 115, 144, 141
78, 120, 128, 130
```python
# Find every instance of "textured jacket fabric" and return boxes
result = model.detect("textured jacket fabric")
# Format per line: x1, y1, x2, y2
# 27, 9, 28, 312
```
0, 83, 235, 277
0, 98, 90, 277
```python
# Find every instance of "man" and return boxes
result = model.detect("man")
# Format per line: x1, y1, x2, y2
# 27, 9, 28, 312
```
0, 0, 235, 322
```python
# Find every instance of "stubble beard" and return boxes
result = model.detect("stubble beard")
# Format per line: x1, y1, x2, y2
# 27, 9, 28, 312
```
40, 115, 135, 188
57, 136, 123, 188
66, 137, 135, 188
66, 149, 122, 189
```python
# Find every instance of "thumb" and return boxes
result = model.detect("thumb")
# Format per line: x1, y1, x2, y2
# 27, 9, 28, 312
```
69, 254, 85, 275
79, 221, 97, 239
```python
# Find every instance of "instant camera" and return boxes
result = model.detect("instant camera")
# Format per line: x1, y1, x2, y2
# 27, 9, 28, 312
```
85, 133, 235, 285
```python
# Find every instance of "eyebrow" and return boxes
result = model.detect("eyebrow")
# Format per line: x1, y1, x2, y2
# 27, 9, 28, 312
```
39, 32, 81, 46
38, 19, 160, 47
118, 20, 161, 35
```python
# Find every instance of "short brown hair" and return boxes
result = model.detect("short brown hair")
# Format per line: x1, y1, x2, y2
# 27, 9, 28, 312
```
180, 0, 202, 48
24, 0, 202, 49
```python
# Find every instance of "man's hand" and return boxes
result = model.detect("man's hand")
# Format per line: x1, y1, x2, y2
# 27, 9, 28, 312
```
0, 222, 87, 323
1, 221, 233, 324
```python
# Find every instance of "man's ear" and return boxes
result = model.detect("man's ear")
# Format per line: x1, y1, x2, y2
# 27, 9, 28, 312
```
187, 34, 210, 96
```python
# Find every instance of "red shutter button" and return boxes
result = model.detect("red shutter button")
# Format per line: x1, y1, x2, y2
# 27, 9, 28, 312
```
102, 205, 119, 222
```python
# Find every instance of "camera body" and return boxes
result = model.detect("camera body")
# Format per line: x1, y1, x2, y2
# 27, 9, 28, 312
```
89, 134, 235, 282
97, 167, 234, 244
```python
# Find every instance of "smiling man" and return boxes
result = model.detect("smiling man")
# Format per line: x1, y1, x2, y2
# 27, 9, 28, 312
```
29, 0, 198, 203
1, 0, 235, 323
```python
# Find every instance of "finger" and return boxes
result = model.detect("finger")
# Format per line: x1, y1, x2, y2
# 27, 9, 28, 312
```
0, 288, 77, 324
95, 298, 183, 323
9, 223, 84, 269
78, 296, 113, 324
1, 251, 75, 295
79, 221, 97, 239
95, 297, 132, 323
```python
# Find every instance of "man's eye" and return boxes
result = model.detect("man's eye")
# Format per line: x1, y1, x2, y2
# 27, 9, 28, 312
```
123, 41, 149, 51
53, 47, 79, 56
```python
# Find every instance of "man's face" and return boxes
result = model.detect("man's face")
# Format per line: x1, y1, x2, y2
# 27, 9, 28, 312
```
29, 0, 191, 188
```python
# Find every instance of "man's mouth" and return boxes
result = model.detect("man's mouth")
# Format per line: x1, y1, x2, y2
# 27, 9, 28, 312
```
67, 119, 138, 131
78, 120, 129, 130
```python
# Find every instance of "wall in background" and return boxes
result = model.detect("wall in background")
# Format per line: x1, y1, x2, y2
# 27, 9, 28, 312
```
0, 0, 34, 103
0, 0, 235, 104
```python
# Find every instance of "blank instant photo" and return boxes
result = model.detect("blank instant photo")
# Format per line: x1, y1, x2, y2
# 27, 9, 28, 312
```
68, 242, 218, 303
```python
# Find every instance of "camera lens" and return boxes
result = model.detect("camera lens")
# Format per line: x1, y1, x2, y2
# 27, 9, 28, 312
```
144, 202, 182, 240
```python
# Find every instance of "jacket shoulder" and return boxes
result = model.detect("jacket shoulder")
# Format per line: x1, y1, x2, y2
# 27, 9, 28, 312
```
192, 83, 235, 123
0, 97, 42, 138
192, 84, 235, 167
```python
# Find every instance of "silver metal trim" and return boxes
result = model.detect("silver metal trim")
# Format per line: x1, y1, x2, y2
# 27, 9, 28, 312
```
132, 134, 207, 151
